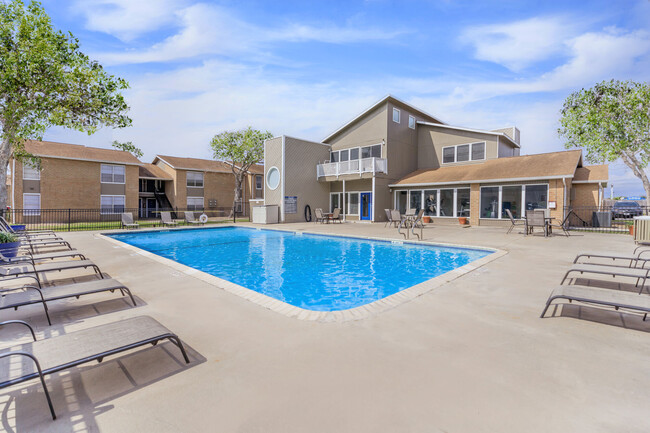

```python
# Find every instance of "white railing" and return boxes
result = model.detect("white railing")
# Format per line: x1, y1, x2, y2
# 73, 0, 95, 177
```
317, 157, 387, 178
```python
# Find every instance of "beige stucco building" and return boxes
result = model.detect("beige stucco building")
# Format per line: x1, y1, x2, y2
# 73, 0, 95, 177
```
262, 95, 608, 225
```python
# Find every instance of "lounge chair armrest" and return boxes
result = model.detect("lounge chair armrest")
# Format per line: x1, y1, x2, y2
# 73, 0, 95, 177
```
0, 320, 37, 341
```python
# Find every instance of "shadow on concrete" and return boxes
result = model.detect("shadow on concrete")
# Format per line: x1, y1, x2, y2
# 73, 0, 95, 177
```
548, 303, 650, 332
0, 341, 205, 432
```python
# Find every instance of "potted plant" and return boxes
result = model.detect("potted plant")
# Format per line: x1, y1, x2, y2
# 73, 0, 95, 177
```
422, 216, 431, 224
626, 221, 634, 235
0, 232, 21, 258
458, 217, 468, 225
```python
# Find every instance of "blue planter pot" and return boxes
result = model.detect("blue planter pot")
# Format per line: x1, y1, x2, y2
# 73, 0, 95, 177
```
10, 225, 26, 232
0, 241, 22, 258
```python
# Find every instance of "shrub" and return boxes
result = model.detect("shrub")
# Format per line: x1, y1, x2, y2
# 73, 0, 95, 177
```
0, 232, 18, 243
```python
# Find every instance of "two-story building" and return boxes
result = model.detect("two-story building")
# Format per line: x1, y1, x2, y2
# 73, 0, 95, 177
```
9, 141, 263, 219
262, 95, 608, 225
11, 140, 141, 216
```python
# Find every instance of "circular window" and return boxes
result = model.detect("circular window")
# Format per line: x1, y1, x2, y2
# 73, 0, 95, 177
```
266, 166, 280, 190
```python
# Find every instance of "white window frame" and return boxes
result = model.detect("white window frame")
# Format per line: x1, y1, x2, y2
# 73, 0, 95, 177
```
100, 164, 126, 184
395, 187, 470, 218
186, 171, 204, 188
187, 197, 204, 210
408, 115, 416, 129
255, 175, 263, 190
393, 107, 400, 123
441, 141, 487, 164
479, 183, 549, 220
23, 193, 41, 216
100, 195, 126, 215
22, 164, 40, 180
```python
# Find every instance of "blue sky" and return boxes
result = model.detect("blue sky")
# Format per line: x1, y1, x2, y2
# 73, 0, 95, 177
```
40, 0, 650, 196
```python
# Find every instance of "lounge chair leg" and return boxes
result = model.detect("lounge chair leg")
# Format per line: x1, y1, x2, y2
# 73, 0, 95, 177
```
540, 300, 553, 318
168, 336, 191, 363
124, 288, 136, 306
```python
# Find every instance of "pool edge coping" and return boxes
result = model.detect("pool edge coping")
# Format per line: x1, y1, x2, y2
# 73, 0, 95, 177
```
96, 224, 507, 323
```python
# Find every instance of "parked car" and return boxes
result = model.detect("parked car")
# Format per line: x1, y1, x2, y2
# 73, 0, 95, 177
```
611, 201, 643, 219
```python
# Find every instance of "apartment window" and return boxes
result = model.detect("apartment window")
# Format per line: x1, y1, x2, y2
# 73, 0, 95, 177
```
330, 151, 339, 163
472, 142, 486, 160
186, 171, 204, 187
480, 184, 548, 219
409, 190, 422, 212
408, 115, 416, 129
442, 142, 486, 164
361, 144, 381, 159
187, 197, 204, 211
424, 190, 437, 216
442, 147, 455, 163
100, 164, 125, 183
393, 108, 400, 123
330, 192, 341, 213
23, 193, 40, 216
255, 175, 263, 190
23, 165, 40, 180
456, 189, 470, 217
480, 187, 500, 218
349, 148, 359, 160
456, 144, 470, 162
100, 195, 125, 214
348, 193, 359, 215
525, 184, 548, 211
440, 189, 454, 216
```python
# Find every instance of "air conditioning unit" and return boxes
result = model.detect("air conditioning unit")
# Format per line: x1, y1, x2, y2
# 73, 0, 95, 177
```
634, 216, 650, 242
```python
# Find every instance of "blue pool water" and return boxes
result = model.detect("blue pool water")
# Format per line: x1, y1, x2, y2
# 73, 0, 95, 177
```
109, 227, 491, 311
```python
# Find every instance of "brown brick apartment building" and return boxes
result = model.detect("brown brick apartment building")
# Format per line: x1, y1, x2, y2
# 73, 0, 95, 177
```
9, 140, 263, 219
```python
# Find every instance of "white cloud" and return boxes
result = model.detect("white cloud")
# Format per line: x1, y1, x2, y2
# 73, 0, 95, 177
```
91, 3, 405, 65
460, 16, 576, 71
73, 0, 187, 41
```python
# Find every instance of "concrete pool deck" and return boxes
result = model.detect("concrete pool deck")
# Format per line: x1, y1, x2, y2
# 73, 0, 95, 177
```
1, 222, 649, 432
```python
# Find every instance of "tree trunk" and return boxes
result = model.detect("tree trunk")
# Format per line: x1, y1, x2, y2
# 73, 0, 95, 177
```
619, 150, 650, 208
0, 136, 13, 211
232, 171, 243, 216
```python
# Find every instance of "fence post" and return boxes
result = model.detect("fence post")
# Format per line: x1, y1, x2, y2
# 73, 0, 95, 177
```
67, 209, 71, 232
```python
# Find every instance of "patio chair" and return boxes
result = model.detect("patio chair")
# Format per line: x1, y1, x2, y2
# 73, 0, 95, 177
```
0, 217, 56, 237
19, 238, 73, 254
184, 211, 202, 225
121, 213, 139, 229
0, 278, 135, 325
391, 210, 402, 227
505, 209, 525, 234
160, 211, 178, 227
0, 259, 104, 286
0, 315, 190, 419
526, 209, 547, 236
560, 263, 650, 294
573, 250, 650, 268
547, 212, 570, 237
540, 285, 650, 320
331, 208, 342, 223
314, 208, 325, 223
384, 209, 399, 228
0, 250, 86, 267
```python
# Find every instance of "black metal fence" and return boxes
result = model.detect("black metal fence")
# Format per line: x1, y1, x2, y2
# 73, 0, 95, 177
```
3, 205, 251, 232
567, 205, 649, 234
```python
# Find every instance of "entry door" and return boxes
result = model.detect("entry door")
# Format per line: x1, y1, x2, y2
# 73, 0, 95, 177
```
146, 198, 157, 218
360, 193, 372, 220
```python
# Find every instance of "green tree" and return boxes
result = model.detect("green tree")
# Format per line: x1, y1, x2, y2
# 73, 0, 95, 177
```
0, 0, 131, 208
210, 127, 272, 213
559, 79, 650, 206
111, 140, 143, 159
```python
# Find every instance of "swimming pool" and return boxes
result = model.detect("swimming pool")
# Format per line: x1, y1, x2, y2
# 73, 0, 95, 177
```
109, 227, 492, 311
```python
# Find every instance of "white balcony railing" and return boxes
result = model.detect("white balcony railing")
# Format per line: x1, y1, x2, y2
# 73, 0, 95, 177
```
317, 157, 387, 179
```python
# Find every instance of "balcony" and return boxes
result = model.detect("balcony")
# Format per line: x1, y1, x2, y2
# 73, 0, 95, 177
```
317, 157, 388, 179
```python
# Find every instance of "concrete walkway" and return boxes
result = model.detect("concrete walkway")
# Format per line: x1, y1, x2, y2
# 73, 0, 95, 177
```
1, 223, 649, 432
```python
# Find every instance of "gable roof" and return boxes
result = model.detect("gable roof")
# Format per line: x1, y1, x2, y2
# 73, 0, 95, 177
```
573, 164, 609, 183
322, 95, 445, 143
139, 163, 172, 180
247, 163, 264, 175
154, 155, 234, 173
24, 140, 141, 165
390, 150, 584, 186
417, 122, 520, 148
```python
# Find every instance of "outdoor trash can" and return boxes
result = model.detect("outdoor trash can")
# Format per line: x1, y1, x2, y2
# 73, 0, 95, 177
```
592, 211, 612, 228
